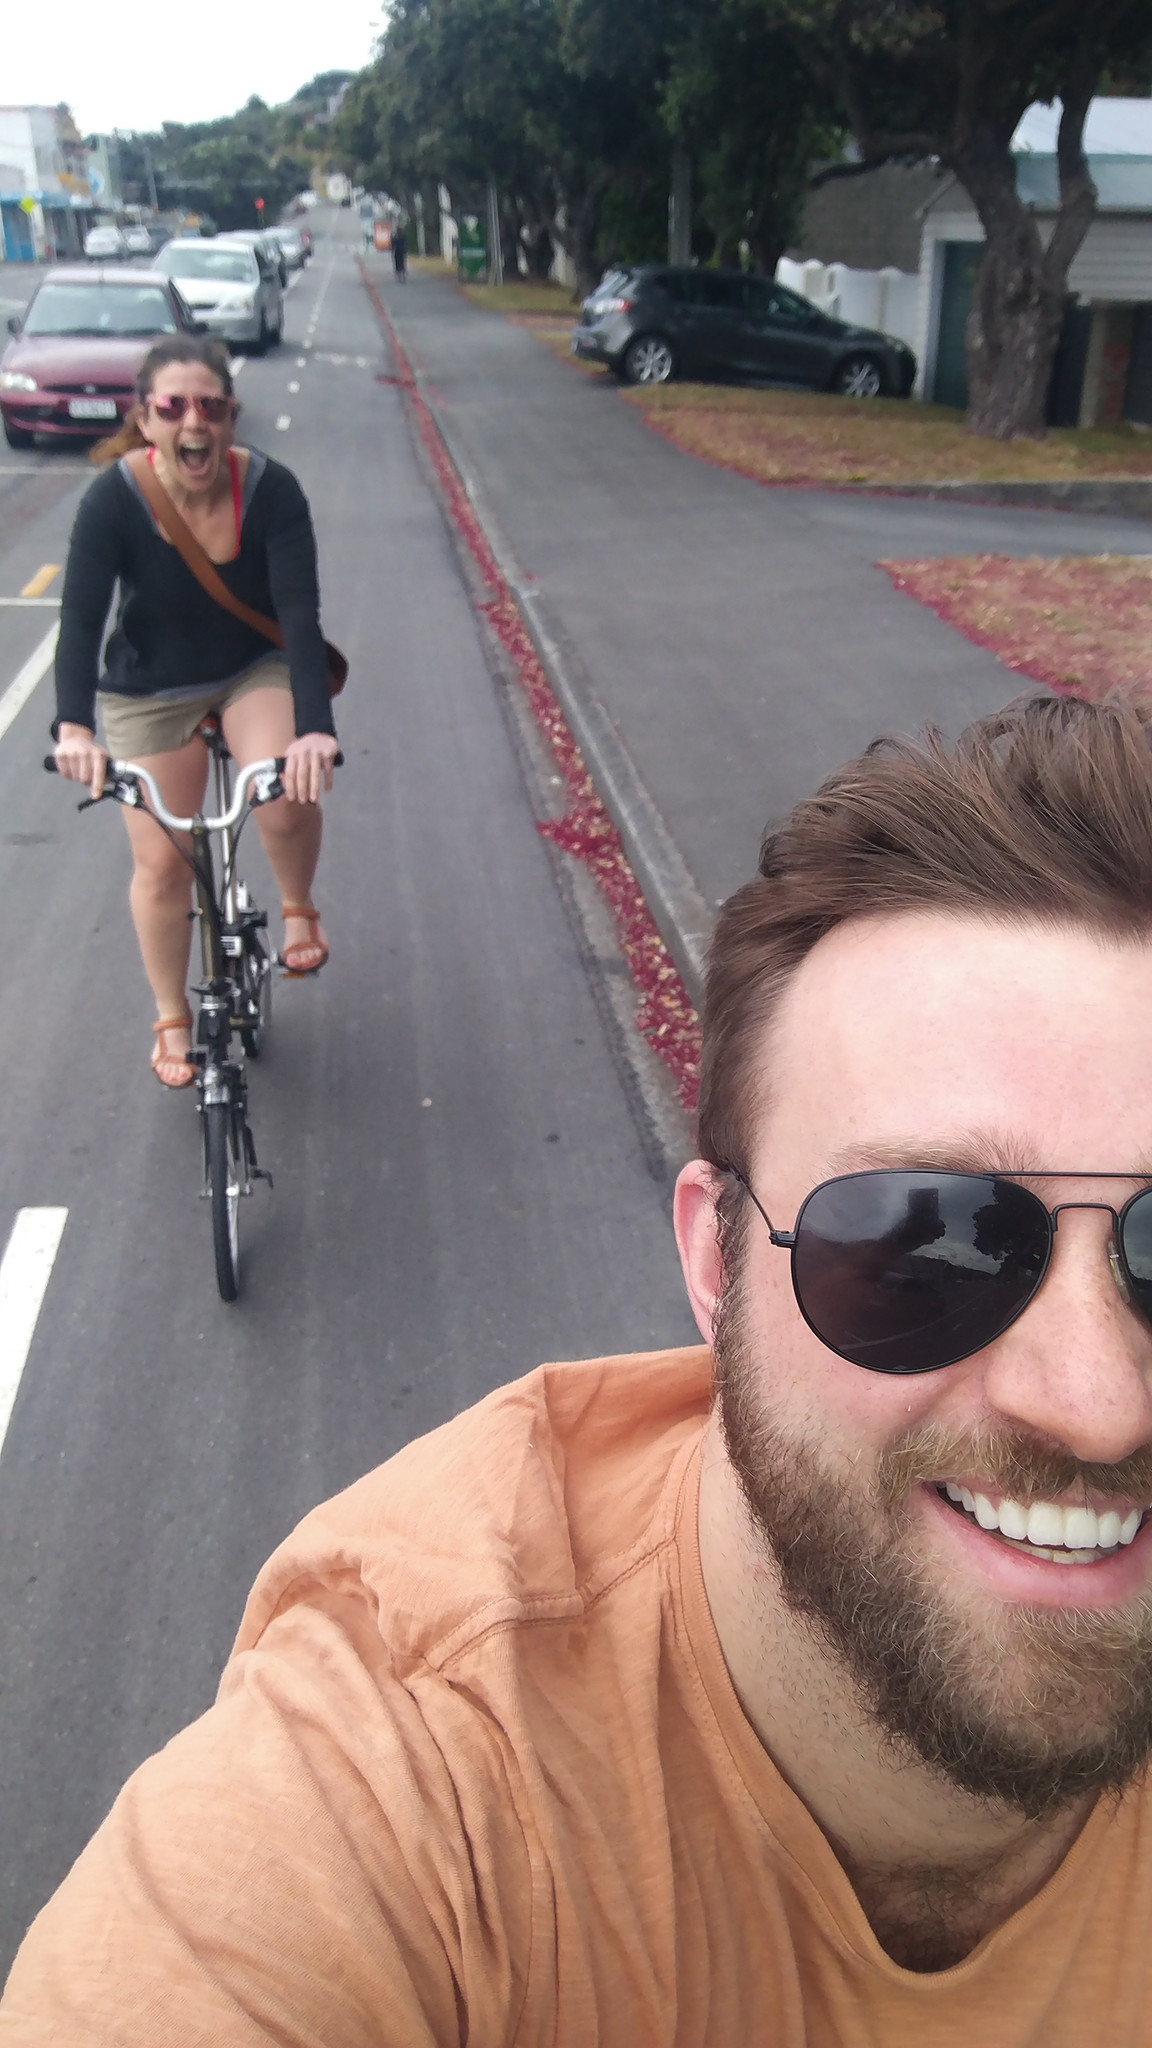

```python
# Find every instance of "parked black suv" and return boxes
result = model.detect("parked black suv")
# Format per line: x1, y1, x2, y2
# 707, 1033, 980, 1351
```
572, 265, 916, 397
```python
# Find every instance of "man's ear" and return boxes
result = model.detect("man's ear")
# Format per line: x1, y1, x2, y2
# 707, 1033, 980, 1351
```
674, 1160, 727, 1345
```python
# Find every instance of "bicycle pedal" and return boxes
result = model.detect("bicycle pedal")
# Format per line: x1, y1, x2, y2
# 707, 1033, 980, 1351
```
253, 1167, 274, 1189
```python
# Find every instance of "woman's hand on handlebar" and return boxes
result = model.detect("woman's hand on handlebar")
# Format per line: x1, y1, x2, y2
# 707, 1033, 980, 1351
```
55, 723, 109, 799
282, 732, 340, 805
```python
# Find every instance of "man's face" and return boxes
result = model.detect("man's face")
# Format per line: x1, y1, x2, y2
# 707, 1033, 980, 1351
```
705, 912, 1152, 1818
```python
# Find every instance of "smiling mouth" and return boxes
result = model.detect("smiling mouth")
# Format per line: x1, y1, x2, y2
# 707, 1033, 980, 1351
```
937, 1484, 1148, 1564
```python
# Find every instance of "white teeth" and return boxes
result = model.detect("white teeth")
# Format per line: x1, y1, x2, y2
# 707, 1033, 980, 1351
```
998, 1498, 1029, 1541
1027, 1501, 1065, 1547
941, 1486, 1146, 1556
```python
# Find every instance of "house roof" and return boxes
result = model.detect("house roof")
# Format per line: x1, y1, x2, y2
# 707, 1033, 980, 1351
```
1016, 154, 1152, 211
1014, 98, 1152, 156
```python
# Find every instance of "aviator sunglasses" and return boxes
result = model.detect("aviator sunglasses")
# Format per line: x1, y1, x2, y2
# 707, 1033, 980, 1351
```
149, 393, 235, 423
725, 1167, 1152, 1374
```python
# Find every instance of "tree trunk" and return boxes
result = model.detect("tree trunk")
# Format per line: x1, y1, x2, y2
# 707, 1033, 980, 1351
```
954, 96, 1096, 439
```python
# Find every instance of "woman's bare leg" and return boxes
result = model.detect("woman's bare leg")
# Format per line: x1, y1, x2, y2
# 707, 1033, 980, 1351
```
121, 735, 210, 1078
222, 685, 327, 969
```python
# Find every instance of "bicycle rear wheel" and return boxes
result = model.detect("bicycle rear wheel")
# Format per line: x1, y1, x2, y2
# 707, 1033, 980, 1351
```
204, 1100, 242, 1301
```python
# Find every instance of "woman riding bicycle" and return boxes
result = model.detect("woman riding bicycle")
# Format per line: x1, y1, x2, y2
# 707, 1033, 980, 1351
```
53, 334, 339, 1087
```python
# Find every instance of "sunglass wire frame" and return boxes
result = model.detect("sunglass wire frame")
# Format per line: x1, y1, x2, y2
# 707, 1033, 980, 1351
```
722, 1164, 1152, 1375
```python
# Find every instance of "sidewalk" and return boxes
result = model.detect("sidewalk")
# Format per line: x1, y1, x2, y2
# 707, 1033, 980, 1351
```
371, 260, 1152, 993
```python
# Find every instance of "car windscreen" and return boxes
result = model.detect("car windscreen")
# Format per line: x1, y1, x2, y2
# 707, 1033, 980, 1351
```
157, 246, 254, 283
23, 283, 178, 337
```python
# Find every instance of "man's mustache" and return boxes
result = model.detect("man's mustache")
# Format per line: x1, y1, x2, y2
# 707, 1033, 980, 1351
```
877, 1427, 1152, 1512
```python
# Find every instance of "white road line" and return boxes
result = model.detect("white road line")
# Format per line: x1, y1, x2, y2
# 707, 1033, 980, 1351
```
275, 414, 291, 431
288, 381, 300, 393
0, 623, 58, 746
0, 597, 60, 608
295, 357, 306, 368
0, 1208, 67, 1462
229, 357, 246, 379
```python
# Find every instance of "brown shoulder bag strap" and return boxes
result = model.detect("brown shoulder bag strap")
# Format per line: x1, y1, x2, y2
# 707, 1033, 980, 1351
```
125, 449, 285, 650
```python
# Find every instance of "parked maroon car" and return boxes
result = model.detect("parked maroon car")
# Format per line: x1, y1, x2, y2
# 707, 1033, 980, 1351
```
0, 265, 202, 450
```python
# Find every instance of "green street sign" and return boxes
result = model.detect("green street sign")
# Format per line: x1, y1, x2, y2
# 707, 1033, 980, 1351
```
457, 213, 486, 283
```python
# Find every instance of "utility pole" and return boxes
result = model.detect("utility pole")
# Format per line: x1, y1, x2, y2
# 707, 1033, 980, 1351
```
142, 138, 159, 215
668, 145, 691, 265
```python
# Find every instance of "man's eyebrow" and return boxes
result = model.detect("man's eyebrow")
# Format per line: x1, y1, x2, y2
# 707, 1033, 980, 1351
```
823, 1134, 1152, 1181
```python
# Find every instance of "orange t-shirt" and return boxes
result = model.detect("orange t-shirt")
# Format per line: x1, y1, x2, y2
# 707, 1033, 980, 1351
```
5, 1346, 1152, 2046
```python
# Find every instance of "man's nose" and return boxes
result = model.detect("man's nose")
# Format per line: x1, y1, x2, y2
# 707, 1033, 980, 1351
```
980, 1207, 1152, 1464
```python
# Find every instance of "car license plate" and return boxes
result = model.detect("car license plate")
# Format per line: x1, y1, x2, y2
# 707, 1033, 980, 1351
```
68, 397, 117, 419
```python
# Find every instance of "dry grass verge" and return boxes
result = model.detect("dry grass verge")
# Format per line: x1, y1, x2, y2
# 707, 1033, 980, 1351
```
884, 555, 1152, 698
621, 383, 1152, 487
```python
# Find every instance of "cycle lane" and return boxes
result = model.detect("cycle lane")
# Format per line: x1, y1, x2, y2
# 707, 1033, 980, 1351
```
0, 217, 695, 1971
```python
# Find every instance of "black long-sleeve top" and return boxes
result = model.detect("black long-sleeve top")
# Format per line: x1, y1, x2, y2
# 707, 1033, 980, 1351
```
54, 453, 337, 738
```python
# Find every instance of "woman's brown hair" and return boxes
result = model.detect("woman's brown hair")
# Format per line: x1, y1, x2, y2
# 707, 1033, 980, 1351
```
91, 334, 235, 465
698, 692, 1152, 1206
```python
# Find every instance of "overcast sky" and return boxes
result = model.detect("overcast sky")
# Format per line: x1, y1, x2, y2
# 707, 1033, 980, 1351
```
5, 0, 383, 134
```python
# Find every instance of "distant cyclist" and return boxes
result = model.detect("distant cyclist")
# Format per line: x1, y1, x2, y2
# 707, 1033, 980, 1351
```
53, 335, 339, 1087
392, 225, 408, 281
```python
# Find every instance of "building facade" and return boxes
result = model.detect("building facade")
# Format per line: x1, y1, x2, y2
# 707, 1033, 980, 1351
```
0, 105, 95, 263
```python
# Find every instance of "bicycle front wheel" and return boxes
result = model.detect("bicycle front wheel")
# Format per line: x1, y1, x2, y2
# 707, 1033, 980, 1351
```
204, 1100, 242, 1301
240, 927, 272, 1058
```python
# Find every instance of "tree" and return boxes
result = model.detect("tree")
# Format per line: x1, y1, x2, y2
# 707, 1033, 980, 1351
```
763, 0, 1152, 437
661, 1, 842, 274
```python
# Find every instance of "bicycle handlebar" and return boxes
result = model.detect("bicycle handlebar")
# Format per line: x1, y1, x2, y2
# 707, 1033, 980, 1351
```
44, 751, 343, 828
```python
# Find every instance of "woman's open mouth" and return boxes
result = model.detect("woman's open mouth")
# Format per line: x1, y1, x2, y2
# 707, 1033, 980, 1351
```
177, 440, 213, 479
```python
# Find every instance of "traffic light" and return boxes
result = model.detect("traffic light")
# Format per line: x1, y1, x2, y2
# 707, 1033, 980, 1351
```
255, 196, 265, 215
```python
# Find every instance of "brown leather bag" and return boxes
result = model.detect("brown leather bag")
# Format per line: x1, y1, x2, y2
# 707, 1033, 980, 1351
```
126, 449, 347, 696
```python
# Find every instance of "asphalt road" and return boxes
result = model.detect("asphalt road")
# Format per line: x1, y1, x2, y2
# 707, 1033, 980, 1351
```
0, 218, 696, 1972
380, 268, 1152, 912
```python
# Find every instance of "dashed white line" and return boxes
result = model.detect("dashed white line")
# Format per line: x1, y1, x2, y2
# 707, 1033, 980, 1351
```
275, 414, 291, 431
0, 1208, 67, 1463
0, 624, 59, 746
295, 357, 306, 368
229, 357, 246, 378
288, 381, 300, 393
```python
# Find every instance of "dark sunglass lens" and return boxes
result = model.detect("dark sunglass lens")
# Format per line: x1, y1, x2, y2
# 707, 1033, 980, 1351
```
200, 397, 229, 421
154, 397, 186, 419
792, 1173, 1051, 1373
1119, 1190, 1152, 1326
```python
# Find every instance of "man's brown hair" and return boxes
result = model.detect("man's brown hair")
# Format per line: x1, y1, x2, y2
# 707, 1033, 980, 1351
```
698, 693, 1152, 1182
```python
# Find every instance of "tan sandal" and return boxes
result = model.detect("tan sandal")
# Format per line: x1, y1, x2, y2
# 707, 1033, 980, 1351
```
152, 1012, 196, 1089
281, 903, 329, 977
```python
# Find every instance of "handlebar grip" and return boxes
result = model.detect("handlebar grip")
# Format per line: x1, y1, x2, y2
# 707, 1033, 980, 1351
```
43, 756, 59, 773
270, 752, 344, 771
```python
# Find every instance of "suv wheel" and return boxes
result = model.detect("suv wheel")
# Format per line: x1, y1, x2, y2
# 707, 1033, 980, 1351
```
833, 355, 884, 399
622, 335, 676, 386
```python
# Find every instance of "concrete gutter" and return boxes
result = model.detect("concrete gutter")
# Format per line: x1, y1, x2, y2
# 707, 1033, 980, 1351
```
843, 477, 1152, 519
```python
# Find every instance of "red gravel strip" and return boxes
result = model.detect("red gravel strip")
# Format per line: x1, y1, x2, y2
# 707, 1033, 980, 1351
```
358, 262, 701, 1113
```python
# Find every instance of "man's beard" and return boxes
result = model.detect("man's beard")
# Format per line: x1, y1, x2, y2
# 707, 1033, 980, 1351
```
714, 1276, 1152, 1821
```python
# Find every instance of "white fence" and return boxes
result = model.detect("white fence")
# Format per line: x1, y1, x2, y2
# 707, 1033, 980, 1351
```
775, 257, 919, 350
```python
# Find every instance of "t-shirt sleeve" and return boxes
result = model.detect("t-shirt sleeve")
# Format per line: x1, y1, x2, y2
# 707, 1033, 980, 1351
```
0, 1592, 534, 2046
53, 472, 127, 735
264, 469, 337, 741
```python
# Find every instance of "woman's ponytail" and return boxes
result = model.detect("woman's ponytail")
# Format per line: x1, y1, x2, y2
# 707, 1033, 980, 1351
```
91, 404, 148, 466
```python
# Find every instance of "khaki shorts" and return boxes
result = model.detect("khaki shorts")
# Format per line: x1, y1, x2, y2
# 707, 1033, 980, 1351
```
97, 658, 292, 759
